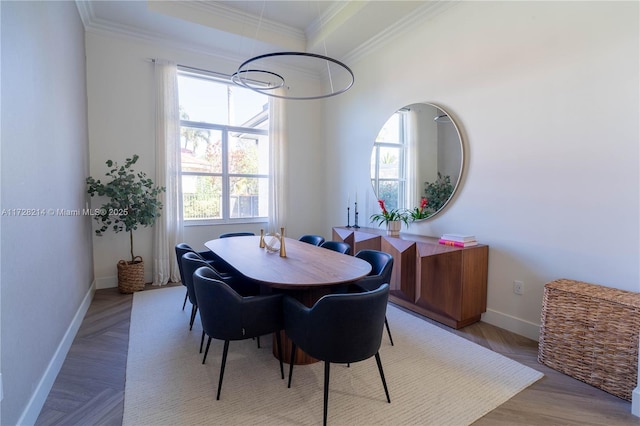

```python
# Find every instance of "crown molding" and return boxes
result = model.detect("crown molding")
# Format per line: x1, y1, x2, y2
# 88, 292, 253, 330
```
343, 1, 457, 65
184, 1, 305, 41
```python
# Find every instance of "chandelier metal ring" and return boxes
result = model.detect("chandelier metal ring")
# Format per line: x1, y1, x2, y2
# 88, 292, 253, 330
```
230, 69, 286, 90
234, 51, 354, 100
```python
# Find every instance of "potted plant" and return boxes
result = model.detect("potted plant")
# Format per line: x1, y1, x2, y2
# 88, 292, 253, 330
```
86, 154, 165, 293
408, 197, 435, 221
370, 199, 410, 236
424, 172, 454, 213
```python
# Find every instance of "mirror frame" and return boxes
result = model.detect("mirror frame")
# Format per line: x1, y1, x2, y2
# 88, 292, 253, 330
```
370, 102, 465, 221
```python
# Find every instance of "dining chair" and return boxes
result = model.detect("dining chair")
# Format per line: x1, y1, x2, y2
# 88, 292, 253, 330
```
193, 266, 285, 400
284, 283, 391, 426
320, 240, 351, 255
219, 232, 255, 238
181, 252, 260, 329
354, 249, 395, 346
175, 243, 219, 310
298, 234, 325, 246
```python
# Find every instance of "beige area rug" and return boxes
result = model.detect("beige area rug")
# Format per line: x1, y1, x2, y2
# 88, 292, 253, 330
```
123, 286, 543, 426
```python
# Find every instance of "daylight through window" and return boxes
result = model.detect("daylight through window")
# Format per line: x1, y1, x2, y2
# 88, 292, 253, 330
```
371, 110, 407, 211
178, 70, 270, 223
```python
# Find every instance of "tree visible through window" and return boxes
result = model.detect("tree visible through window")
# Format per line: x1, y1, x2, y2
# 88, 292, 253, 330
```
178, 70, 269, 223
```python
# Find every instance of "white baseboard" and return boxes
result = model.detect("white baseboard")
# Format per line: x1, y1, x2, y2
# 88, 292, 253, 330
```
17, 281, 96, 425
481, 308, 541, 341
632, 387, 640, 417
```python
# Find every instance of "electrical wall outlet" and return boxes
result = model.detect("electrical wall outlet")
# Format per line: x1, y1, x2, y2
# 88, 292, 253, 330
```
513, 280, 524, 295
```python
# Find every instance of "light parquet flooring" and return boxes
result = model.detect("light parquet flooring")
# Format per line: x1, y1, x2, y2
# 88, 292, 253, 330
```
36, 285, 639, 426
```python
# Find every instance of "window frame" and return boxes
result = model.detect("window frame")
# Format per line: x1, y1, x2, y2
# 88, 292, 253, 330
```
370, 110, 408, 211
178, 71, 270, 226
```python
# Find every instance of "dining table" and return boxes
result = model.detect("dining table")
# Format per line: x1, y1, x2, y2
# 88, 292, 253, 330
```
205, 235, 372, 364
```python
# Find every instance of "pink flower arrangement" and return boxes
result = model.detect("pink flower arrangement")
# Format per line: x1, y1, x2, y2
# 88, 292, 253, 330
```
370, 199, 410, 226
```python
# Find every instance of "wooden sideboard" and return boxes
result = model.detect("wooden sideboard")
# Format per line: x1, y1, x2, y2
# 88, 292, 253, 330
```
332, 226, 489, 329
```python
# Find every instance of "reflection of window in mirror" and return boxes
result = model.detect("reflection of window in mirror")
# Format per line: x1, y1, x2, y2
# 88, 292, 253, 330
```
370, 110, 408, 211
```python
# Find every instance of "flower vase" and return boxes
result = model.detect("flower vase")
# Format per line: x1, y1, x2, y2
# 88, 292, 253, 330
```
386, 220, 401, 236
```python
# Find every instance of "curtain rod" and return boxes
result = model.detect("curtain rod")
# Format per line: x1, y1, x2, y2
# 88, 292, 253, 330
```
149, 58, 233, 79
149, 59, 270, 87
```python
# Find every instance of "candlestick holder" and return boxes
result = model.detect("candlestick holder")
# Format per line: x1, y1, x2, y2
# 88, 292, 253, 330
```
346, 207, 351, 228
279, 227, 287, 257
354, 202, 360, 228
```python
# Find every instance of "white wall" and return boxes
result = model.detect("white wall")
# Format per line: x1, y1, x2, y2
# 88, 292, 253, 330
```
85, 32, 327, 287
324, 1, 639, 339
1, 2, 94, 424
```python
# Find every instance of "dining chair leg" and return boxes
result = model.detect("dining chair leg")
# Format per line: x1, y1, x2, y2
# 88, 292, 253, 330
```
257, 335, 261, 348
189, 305, 198, 330
182, 290, 188, 310
385, 316, 394, 346
287, 343, 297, 388
216, 340, 230, 400
323, 361, 330, 426
202, 336, 212, 364
374, 352, 391, 403
200, 330, 205, 353
275, 332, 284, 379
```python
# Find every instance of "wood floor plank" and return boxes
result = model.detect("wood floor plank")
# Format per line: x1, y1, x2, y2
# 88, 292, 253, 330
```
36, 284, 638, 425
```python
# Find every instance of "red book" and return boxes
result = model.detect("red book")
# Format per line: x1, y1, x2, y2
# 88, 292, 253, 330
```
438, 238, 478, 247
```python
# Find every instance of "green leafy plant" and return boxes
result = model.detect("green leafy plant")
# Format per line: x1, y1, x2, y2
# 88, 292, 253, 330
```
86, 154, 165, 262
370, 199, 410, 227
424, 172, 454, 213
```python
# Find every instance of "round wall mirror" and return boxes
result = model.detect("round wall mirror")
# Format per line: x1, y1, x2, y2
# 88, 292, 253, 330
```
370, 103, 464, 220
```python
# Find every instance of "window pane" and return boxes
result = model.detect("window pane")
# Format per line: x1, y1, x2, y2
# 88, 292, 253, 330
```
376, 113, 401, 144
178, 75, 229, 124
229, 86, 269, 127
228, 133, 269, 175
181, 128, 222, 173
378, 181, 399, 211
182, 175, 222, 220
378, 146, 401, 179
229, 177, 268, 218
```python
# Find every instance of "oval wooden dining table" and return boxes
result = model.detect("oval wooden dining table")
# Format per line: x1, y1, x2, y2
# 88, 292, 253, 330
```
205, 235, 372, 364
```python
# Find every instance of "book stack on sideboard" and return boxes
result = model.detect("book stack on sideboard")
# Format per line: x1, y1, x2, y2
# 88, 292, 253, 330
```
439, 233, 478, 248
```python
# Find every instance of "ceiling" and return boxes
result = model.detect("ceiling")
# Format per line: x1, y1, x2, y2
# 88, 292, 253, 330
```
77, 1, 444, 63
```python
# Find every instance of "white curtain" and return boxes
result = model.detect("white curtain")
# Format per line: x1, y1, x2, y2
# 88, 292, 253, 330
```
153, 60, 183, 285
406, 109, 419, 207
268, 94, 287, 235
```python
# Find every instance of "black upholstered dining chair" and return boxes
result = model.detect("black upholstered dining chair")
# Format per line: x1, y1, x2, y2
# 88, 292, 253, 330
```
298, 234, 325, 246
181, 252, 260, 330
219, 232, 255, 238
284, 283, 391, 426
175, 243, 219, 310
193, 266, 285, 400
354, 249, 395, 346
320, 240, 351, 255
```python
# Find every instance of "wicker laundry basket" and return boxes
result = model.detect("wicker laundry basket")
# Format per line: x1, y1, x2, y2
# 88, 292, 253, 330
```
117, 256, 145, 294
538, 278, 640, 401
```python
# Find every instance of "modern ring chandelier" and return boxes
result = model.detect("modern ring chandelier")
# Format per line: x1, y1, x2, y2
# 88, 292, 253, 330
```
231, 2, 354, 100
232, 51, 354, 100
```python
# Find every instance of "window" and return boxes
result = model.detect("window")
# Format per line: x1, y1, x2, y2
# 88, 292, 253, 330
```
178, 70, 269, 223
370, 110, 407, 211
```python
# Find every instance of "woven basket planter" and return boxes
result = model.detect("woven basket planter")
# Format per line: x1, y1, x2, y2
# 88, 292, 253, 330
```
117, 256, 145, 294
538, 278, 640, 401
